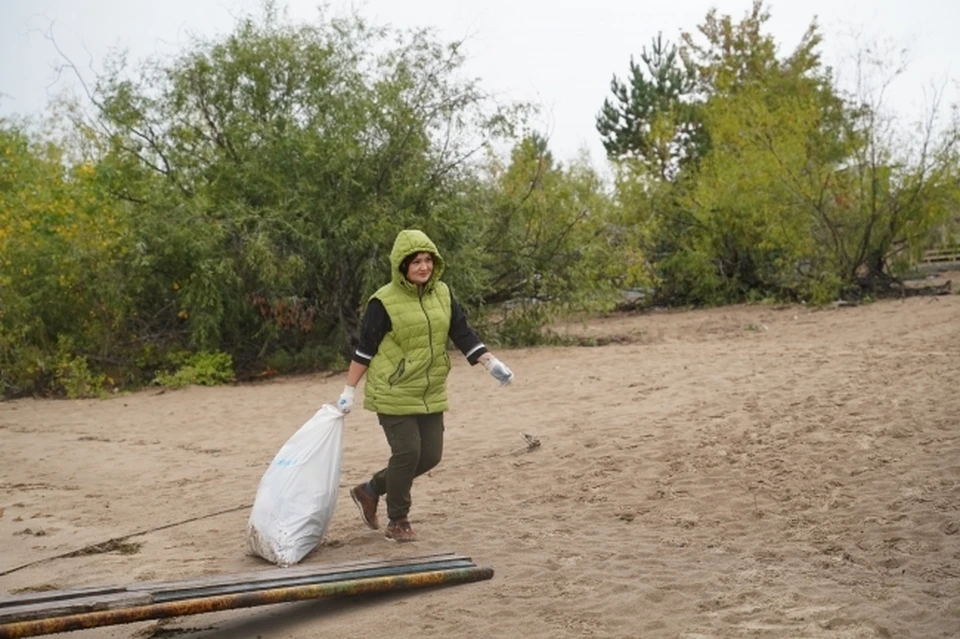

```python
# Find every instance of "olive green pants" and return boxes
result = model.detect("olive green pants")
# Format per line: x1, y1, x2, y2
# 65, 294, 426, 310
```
369, 412, 444, 521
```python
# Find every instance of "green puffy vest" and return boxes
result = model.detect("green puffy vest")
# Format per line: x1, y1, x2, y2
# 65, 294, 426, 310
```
363, 230, 453, 415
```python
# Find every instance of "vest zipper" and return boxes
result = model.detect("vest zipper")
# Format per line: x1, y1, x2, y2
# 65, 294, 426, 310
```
419, 287, 433, 411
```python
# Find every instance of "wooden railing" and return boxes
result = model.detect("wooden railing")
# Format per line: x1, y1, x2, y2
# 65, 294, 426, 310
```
921, 246, 960, 264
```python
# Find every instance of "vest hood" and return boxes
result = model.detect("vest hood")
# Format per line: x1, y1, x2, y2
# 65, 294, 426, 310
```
389, 229, 446, 292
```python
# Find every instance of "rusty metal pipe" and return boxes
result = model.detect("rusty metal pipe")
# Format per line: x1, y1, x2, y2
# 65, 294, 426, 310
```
0, 566, 494, 639
152, 559, 476, 602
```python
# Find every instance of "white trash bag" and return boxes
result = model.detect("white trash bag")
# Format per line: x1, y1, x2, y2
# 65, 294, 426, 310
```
247, 404, 344, 566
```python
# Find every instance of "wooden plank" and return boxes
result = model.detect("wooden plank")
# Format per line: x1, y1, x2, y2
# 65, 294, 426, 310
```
921, 247, 960, 263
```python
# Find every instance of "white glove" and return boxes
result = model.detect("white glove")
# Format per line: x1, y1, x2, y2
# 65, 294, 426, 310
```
482, 356, 514, 386
336, 385, 356, 414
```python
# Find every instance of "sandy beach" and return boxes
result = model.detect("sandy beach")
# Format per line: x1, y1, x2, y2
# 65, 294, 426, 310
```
2, 281, 959, 638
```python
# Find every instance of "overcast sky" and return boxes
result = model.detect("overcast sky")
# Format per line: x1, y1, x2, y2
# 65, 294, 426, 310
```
2, 0, 958, 166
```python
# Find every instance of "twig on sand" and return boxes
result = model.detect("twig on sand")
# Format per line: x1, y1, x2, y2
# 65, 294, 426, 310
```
520, 432, 541, 451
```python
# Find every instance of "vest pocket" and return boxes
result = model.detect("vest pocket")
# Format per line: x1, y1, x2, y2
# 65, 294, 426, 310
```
388, 358, 406, 386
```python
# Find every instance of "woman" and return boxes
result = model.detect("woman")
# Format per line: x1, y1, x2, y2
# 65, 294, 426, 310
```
335, 229, 514, 542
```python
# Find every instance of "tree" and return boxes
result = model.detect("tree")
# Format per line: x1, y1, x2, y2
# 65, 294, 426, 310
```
0, 122, 133, 396
458, 134, 622, 344
3, 5, 629, 397
78, 6, 520, 374
665, 0, 960, 301
661, 1, 852, 302
801, 45, 960, 291
597, 34, 706, 181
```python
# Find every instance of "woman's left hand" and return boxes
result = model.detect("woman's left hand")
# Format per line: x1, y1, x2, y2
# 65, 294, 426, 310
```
481, 355, 514, 386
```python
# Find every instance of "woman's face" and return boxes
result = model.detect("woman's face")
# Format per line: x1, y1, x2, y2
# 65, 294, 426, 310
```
405, 252, 434, 286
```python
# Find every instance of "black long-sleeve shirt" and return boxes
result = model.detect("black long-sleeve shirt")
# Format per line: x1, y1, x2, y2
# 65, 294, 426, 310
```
352, 295, 488, 367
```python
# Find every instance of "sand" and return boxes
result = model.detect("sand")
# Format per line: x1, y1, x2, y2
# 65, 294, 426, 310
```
2, 281, 959, 638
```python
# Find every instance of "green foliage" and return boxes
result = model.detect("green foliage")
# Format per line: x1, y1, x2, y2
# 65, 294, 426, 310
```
153, 351, 235, 389
486, 304, 561, 348
457, 134, 622, 339
4, 1, 958, 398
0, 122, 134, 397
597, 34, 707, 179
679, 0, 824, 96
54, 337, 108, 399
611, 0, 960, 306
82, 8, 523, 373
2, 6, 616, 398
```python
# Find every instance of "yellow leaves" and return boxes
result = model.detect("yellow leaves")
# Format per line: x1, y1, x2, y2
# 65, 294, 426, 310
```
177, 309, 189, 319
172, 281, 180, 290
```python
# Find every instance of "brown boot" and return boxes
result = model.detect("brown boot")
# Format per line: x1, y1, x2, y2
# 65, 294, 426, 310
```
350, 483, 380, 530
384, 518, 417, 542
